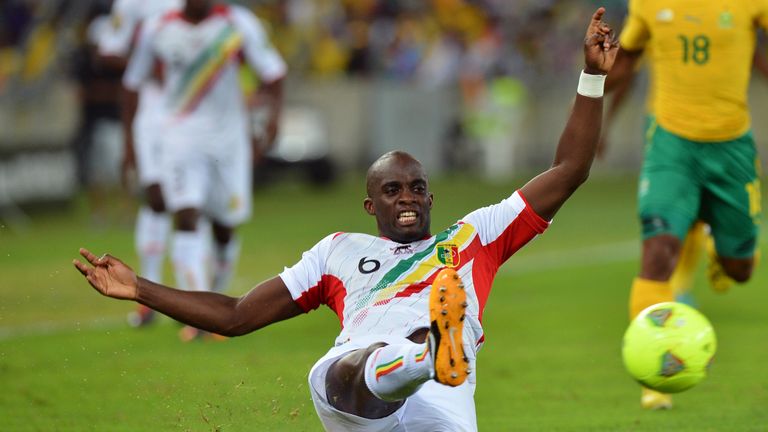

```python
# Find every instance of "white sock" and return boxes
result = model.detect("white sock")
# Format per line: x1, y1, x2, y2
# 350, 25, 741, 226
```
171, 229, 209, 292
363, 342, 432, 402
134, 206, 171, 283
212, 237, 240, 293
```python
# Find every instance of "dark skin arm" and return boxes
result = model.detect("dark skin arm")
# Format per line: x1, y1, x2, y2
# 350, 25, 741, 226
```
753, 49, 768, 79
598, 47, 642, 158
251, 76, 284, 160
73, 248, 303, 336
520, 8, 619, 221
98, 54, 129, 71
120, 87, 139, 188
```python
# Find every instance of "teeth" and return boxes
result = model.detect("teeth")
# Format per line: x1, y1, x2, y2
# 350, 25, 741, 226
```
397, 211, 417, 224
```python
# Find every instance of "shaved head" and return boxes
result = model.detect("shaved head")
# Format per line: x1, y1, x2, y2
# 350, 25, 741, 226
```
364, 151, 433, 243
366, 151, 424, 197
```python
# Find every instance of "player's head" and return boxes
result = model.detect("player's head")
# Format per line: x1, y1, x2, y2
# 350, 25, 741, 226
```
364, 151, 433, 243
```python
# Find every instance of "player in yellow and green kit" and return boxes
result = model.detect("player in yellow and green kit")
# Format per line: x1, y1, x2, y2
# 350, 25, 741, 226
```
604, 0, 765, 410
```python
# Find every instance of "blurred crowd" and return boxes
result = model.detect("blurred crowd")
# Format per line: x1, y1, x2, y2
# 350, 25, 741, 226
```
0, 0, 630, 212
254, 0, 621, 86
0, 0, 628, 95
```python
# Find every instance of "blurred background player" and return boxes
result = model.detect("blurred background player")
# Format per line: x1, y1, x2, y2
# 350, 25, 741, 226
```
98, 0, 182, 327
122, 0, 286, 340
70, 0, 123, 224
604, 0, 766, 410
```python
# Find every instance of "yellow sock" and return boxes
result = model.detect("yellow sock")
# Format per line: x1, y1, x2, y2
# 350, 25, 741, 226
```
669, 222, 707, 297
629, 277, 674, 319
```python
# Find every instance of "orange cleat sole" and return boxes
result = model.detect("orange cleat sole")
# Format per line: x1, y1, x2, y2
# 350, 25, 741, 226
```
428, 268, 470, 387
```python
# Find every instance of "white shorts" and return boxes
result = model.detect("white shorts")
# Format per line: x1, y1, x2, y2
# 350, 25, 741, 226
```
162, 138, 252, 226
308, 335, 478, 432
133, 112, 164, 186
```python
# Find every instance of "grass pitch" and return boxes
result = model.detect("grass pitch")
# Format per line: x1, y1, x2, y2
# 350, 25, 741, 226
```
1, 174, 767, 431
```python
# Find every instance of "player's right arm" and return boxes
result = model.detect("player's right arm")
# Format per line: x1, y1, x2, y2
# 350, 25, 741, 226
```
599, 47, 642, 157
233, 6, 287, 155
753, 2, 768, 79
600, 0, 648, 157
119, 16, 158, 186
73, 248, 304, 336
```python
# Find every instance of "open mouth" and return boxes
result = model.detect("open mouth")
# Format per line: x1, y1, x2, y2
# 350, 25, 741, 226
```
397, 210, 418, 226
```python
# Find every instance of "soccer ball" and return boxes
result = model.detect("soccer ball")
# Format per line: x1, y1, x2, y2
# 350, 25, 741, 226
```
622, 302, 717, 393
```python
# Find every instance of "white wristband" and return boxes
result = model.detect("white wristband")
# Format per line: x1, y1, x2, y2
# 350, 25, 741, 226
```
577, 70, 606, 98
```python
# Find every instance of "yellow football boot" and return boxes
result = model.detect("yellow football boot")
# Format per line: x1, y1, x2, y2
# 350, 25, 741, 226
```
641, 387, 673, 410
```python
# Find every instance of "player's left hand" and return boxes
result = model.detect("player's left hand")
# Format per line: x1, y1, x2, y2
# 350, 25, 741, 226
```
584, 7, 619, 75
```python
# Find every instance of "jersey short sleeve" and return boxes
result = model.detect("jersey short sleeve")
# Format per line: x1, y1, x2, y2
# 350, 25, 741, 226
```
98, 0, 139, 56
460, 190, 549, 265
279, 233, 343, 315
230, 5, 287, 83
122, 15, 160, 91
619, 0, 650, 52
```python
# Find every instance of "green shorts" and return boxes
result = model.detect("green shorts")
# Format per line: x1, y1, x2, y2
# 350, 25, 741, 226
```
638, 118, 761, 258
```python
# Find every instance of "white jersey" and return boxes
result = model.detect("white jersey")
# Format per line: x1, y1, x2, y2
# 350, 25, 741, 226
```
279, 190, 550, 354
100, 0, 181, 117
99, 0, 182, 57
123, 4, 286, 148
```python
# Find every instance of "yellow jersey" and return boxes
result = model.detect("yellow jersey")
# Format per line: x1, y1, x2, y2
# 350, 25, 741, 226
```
620, 0, 768, 141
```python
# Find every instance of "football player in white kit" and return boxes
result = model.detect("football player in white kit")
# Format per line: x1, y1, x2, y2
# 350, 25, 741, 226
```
99, 0, 182, 327
74, 9, 617, 431
121, 0, 286, 339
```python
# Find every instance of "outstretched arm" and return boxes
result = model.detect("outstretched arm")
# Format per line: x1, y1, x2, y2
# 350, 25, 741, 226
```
754, 48, 768, 79
598, 47, 643, 158
73, 248, 303, 336
520, 8, 619, 221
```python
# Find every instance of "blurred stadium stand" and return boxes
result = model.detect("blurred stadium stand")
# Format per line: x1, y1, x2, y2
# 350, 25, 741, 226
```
3, 0, 767, 211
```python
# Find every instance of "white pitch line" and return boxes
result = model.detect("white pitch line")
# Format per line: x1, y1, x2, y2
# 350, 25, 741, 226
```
2, 235, 765, 341
0, 239, 641, 342
500, 239, 640, 275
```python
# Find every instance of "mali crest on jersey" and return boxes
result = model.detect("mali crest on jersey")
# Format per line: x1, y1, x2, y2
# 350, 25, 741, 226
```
436, 242, 460, 268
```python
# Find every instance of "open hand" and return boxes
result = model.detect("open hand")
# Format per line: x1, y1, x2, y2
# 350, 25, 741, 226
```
584, 8, 619, 75
73, 248, 138, 300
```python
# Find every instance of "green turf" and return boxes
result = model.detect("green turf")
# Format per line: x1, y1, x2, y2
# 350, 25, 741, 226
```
1, 174, 767, 431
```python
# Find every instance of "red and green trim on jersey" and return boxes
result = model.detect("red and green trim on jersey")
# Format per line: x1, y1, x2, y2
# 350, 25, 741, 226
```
292, 191, 548, 335
353, 225, 463, 314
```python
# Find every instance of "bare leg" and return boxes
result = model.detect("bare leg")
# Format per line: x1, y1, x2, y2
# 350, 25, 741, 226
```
325, 343, 406, 419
